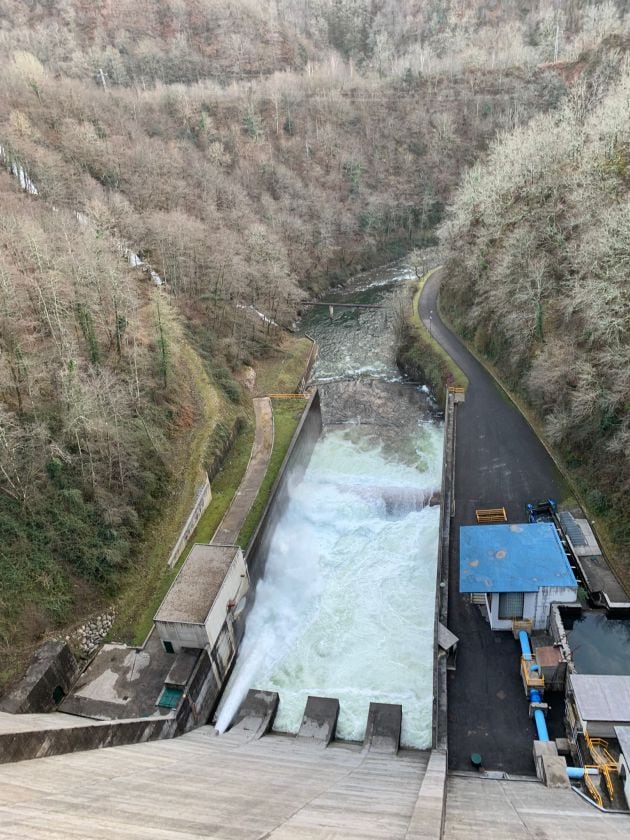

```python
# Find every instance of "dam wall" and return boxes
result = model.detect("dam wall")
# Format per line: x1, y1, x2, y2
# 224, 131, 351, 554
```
234, 391, 322, 638
432, 388, 459, 752
244, 390, 322, 584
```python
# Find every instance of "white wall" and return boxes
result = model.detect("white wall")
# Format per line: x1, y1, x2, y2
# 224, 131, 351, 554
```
532, 586, 577, 629
155, 621, 208, 652
204, 549, 249, 647
487, 586, 577, 631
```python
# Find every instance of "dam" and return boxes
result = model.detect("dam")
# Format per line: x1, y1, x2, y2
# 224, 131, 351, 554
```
216, 263, 444, 747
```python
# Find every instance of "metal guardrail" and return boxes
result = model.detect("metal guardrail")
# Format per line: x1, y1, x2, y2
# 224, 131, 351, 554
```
584, 767, 604, 807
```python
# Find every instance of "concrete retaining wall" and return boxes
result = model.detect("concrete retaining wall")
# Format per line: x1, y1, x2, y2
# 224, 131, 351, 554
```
0, 714, 178, 765
0, 641, 78, 714
297, 335, 317, 393
243, 391, 322, 586
432, 390, 457, 752
167, 476, 212, 568
0, 645, 223, 764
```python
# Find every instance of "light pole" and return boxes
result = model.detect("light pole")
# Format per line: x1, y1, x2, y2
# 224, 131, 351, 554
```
429, 310, 433, 339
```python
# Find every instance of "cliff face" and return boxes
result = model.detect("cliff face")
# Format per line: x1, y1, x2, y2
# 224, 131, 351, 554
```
440, 57, 630, 576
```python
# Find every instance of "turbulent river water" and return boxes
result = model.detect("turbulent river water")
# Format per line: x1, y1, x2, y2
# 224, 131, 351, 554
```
216, 262, 443, 748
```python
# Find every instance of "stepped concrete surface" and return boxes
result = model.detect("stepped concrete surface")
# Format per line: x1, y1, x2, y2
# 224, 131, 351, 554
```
2, 725, 627, 838
443, 774, 629, 839
212, 396, 274, 545
364, 702, 402, 754
297, 696, 340, 745
229, 688, 279, 741
0, 725, 430, 839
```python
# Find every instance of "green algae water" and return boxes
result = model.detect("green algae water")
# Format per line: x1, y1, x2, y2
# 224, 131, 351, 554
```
216, 262, 443, 748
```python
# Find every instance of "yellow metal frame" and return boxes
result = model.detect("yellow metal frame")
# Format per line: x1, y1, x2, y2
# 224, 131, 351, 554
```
583, 767, 603, 807
585, 731, 616, 767
584, 731, 618, 802
476, 507, 507, 523
520, 656, 544, 691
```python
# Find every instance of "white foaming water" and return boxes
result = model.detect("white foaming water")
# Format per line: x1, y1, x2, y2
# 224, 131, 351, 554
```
216, 420, 443, 748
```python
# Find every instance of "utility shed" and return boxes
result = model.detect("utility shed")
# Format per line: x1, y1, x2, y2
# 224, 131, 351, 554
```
154, 544, 248, 654
567, 674, 630, 739
460, 522, 578, 630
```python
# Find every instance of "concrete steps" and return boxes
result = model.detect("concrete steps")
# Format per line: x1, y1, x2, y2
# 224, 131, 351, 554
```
443, 775, 628, 840
0, 725, 430, 839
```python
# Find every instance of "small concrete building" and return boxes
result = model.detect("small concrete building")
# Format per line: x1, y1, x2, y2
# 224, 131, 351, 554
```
154, 544, 249, 656
566, 674, 630, 740
460, 523, 578, 631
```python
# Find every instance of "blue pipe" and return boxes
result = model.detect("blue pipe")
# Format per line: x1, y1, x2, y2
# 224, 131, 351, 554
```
566, 767, 585, 779
530, 689, 549, 741
519, 630, 532, 659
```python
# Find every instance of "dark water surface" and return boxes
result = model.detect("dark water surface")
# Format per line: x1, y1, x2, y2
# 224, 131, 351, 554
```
564, 612, 630, 675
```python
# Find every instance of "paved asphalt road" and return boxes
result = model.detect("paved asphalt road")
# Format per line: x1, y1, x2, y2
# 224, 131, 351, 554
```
420, 268, 567, 775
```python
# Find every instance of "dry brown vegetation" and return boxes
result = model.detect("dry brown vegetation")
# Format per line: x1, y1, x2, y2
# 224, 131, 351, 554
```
0, 0, 628, 665
440, 50, 630, 576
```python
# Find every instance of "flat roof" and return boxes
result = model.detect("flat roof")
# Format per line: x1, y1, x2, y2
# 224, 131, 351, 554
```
571, 675, 630, 724
459, 522, 577, 593
614, 726, 630, 760
154, 544, 240, 625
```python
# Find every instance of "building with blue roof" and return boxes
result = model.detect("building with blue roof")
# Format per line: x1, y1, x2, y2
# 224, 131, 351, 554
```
460, 522, 578, 631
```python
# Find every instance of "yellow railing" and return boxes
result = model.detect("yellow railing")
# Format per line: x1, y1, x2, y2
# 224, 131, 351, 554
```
583, 767, 603, 808
584, 731, 617, 802
600, 765, 615, 801
585, 731, 617, 767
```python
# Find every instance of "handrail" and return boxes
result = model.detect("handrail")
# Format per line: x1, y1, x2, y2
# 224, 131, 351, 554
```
583, 766, 603, 808
600, 764, 615, 800
585, 731, 617, 767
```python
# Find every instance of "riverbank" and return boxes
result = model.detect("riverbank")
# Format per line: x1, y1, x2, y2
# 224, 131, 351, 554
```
112, 338, 311, 647
397, 269, 468, 404
433, 272, 629, 595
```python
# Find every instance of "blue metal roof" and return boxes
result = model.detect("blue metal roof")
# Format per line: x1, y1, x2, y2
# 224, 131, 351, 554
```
459, 522, 577, 593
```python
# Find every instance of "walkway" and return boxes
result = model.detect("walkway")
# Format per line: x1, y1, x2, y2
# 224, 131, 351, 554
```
212, 397, 274, 545
1, 726, 627, 838
420, 269, 566, 775
0, 726, 429, 839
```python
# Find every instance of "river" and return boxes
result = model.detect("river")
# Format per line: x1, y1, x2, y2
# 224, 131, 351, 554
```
215, 262, 443, 748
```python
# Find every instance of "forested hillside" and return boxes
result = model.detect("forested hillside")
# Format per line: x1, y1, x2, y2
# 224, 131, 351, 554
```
440, 51, 630, 579
0, 0, 628, 671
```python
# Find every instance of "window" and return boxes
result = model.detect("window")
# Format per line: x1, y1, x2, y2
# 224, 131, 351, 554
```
162, 640, 174, 654
498, 592, 524, 620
